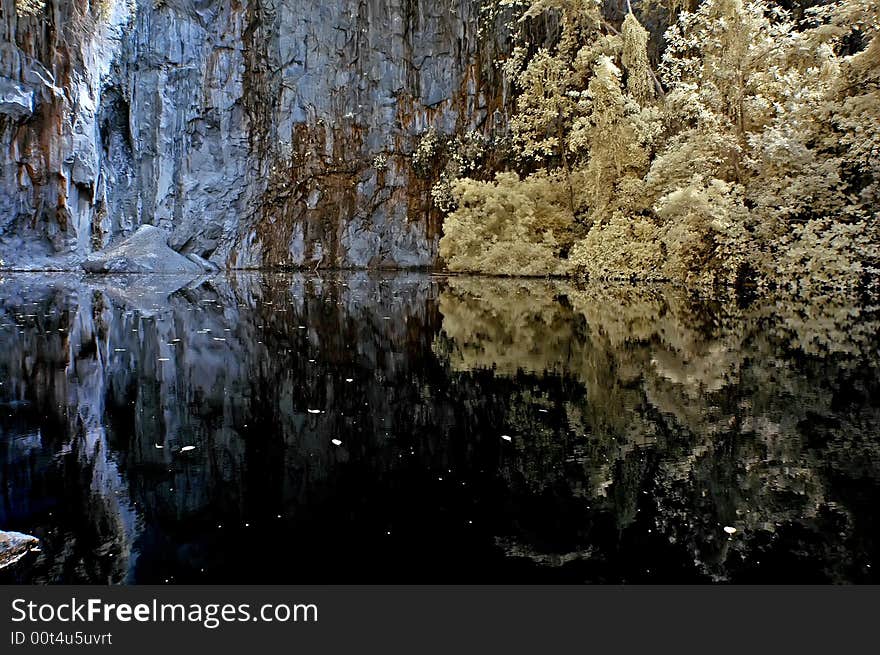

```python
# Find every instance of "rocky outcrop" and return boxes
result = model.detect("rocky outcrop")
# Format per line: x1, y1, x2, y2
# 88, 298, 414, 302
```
83, 224, 212, 273
0, 77, 34, 120
0, 530, 39, 569
0, 0, 510, 271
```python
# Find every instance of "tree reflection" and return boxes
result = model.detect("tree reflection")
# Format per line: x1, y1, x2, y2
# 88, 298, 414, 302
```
436, 278, 880, 582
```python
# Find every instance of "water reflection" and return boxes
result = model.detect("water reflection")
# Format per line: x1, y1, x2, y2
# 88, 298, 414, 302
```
0, 272, 878, 583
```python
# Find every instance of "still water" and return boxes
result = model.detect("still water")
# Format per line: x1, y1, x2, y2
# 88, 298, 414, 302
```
0, 272, 878, 584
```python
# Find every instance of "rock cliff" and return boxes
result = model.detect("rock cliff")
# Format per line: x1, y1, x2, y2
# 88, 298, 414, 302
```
0, 0, 509, 270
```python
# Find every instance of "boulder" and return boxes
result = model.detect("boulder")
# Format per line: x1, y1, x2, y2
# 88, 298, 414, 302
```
83, 225, 208, 274
185, 252, 221, 273
0, 531, 39, 570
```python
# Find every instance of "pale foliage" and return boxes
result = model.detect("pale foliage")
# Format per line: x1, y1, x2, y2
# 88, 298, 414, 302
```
621, 13, 654, 103
569, 56, 659, 214
439, 171, 578, 276
570, 211, 665, 281
776, 218, 880, 293
504, 0, 605, 165
16, 0, 46, 17
508, 47, 577, 162
412, 128, 488, 213
653, 177, 753, 286
439, 0, 880, 290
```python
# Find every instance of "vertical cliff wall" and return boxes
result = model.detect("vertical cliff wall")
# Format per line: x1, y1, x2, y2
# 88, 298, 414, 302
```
0, 0, 132, 268
0, 0, 508, 270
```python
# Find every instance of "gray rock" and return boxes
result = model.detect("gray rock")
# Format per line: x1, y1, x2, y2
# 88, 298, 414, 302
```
71, 152, 98, 187
0, 531, 39, 570
0, 77, 34, 120
186, 252, 220, 273
83, 225, 206, 274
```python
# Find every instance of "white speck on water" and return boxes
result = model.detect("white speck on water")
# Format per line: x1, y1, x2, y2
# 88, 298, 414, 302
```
345, 378, 354, 383
307, 409, 323, 414
501, 435, 512, 442
724, 526, 738, 535
180, 446, 196, 453
158, 358, 170, 362
331, 439, 342, 446
154, 444, 164, 449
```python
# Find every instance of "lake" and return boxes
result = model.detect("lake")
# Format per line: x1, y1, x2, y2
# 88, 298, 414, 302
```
0, 272, 878, 584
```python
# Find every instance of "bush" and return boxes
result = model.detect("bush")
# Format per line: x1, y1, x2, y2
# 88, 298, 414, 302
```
439, 171, 578, 276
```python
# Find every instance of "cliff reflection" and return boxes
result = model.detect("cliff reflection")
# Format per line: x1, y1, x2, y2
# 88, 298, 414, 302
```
0, 273, 878, 583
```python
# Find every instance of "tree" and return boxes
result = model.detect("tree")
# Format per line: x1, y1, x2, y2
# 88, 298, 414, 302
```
439, 0, 880, 289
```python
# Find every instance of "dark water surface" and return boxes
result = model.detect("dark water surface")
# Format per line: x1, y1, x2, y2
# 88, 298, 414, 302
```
0, 272, 878, 584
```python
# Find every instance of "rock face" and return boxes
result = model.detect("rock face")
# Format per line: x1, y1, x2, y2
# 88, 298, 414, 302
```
0, 77, 34, 120
83, 225, 209, 273
0, 530, 39, 569
0, 0, 509, 271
